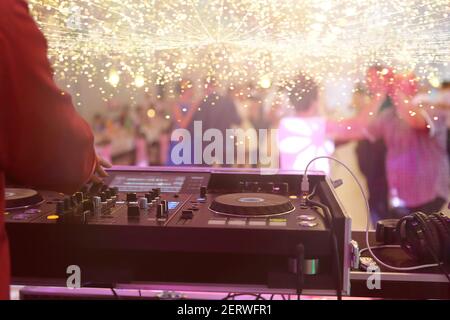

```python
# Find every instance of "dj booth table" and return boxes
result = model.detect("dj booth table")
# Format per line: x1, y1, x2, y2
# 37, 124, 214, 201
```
10, 232, 450, 300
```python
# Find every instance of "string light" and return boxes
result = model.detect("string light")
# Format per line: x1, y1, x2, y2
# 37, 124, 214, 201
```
147, 108, 156, 118
134, 75, 146, 88
27, 0, 450, 98
108, 69, 120, 87
258, 75, 272, 89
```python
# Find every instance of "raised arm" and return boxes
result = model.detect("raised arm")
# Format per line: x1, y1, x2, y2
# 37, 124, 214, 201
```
0, 1, 96, 194
326, 93, 386, 141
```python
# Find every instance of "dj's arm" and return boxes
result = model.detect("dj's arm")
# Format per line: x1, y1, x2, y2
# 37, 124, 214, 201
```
0, 0, 96, 194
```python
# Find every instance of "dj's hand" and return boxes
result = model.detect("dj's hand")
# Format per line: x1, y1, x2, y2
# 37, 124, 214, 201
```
90, 155, 112, 183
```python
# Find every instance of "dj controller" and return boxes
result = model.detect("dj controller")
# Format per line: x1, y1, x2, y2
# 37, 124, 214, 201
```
5, 166, 351, 295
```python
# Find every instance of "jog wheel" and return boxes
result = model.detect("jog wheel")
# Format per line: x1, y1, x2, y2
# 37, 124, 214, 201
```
209, 193, 294, 218
5, 188, 44, 210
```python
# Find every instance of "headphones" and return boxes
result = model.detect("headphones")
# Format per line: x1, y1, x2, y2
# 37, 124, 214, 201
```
396, 212, 450, 265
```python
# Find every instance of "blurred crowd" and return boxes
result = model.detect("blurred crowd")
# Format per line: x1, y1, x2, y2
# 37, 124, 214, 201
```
91, 67, 450, 221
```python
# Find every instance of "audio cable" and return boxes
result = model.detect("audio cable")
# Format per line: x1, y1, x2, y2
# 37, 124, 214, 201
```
302, 156, 450, 277
306, 199, 342, 300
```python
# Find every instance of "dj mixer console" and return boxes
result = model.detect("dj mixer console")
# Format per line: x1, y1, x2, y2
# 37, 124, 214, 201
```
5, 166, 351, 295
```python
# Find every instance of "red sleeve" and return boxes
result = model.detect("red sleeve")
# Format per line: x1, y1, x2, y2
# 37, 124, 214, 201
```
0, 0, 96, 194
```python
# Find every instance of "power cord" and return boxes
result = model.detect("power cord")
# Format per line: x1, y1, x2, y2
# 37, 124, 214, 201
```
295, 243, 305, 299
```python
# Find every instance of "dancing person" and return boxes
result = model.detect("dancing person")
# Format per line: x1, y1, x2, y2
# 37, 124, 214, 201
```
164, 79, 199, 165
328, 70, 448, 216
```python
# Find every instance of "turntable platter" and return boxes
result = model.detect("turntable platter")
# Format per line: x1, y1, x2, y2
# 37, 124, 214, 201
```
209, 193, 295, 217
5, 188, 44, 210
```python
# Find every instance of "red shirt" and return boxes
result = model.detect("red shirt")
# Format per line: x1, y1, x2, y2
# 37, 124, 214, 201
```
0, 1, 96, 299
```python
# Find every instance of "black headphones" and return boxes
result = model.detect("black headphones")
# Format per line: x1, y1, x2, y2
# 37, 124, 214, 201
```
396, 212, 450, 265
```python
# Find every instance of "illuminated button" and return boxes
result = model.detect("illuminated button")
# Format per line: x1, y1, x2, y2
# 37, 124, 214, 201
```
297, 215, 316, 221
248, 219, 266, 226
269, 219, 287, 227
298, 221, 318, 228
208, 219, 227, 225
47, 214, 59, 220
228, 219, 246, 226
4, 212, 9, 215
289, 195, 298, 199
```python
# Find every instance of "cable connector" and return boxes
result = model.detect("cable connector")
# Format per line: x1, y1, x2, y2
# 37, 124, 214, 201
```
301, 176, 310, 193
300, 176, 310, 206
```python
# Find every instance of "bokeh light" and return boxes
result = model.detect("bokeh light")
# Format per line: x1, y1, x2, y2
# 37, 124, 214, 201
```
29, 0, 450, 99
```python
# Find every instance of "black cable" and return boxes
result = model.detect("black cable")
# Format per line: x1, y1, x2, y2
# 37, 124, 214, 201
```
295, 243, 305, 299
222, 293, 266, 300
111, 287, 119, 299
81, 281, 120, 299
307, 199, 342, 300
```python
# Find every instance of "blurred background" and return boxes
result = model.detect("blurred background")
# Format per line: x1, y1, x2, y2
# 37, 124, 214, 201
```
28, 0, 450, 228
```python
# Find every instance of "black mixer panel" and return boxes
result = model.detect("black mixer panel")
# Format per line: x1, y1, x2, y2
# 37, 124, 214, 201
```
5, 166, 351, 295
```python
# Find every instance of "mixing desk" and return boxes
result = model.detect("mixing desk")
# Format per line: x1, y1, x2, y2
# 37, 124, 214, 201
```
5, 166, 351, 296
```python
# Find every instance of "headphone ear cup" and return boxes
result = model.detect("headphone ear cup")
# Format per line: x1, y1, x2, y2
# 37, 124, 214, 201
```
398, 216, 425, 260
431, 213, 450, 264
432, 213, 450, 236
413, 212, 441, 262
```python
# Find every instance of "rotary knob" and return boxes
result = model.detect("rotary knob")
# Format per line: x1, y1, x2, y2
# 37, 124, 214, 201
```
126, 192, 138, 202
138, 197, 148, 209
74, 192, 84, 203
145, 192, 155, 203
82, 199, 94, 213
152, 188, 160, 196
110, 187, 119, 197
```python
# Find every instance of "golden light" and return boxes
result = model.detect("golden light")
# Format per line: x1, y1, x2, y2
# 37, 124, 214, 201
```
380, 68, 390, 76
147, 108, 156, 118
27, 0, 450, 97
258, 75, 272, 89
108, 70, 120, 88
428, 74, 441, 88
134, 75, 146, 88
